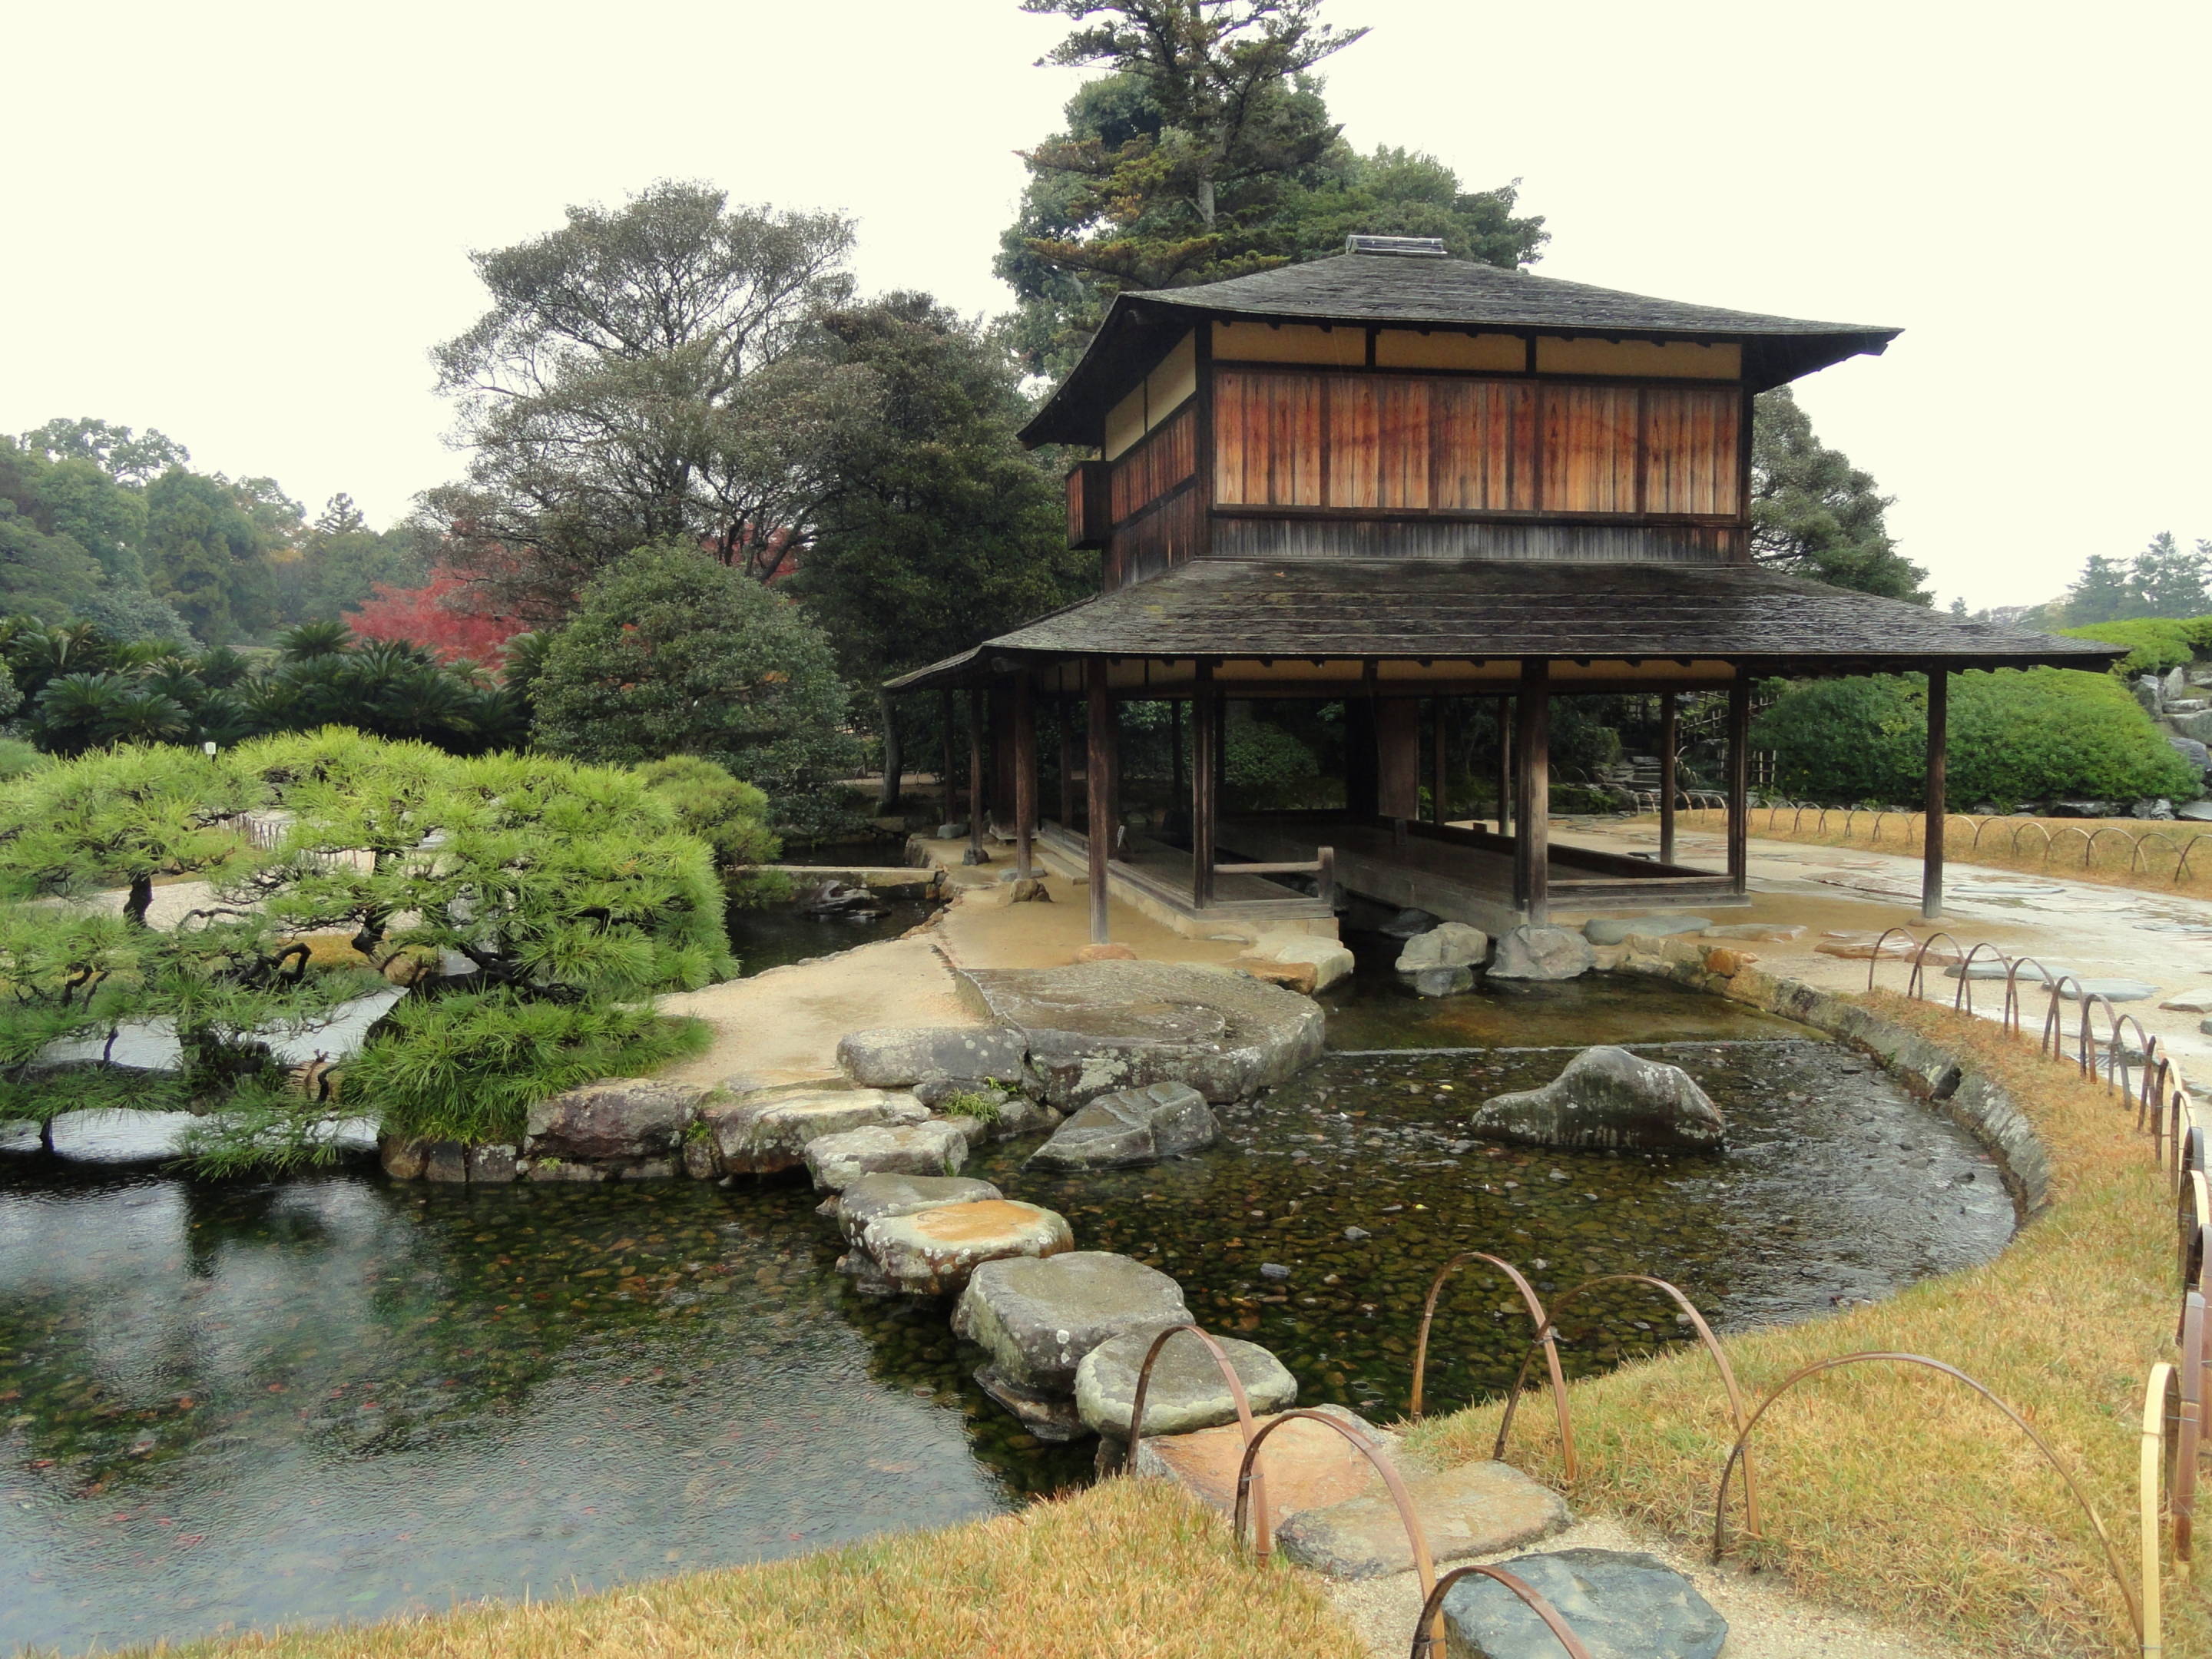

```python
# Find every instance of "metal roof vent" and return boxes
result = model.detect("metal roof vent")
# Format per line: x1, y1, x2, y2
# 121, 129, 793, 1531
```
1344, 234, 1449, 257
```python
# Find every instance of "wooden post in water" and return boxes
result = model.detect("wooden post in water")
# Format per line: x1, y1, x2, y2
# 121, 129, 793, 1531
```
1725, 677, 1750, 896
1191, 664, 1217, 909
1658, 692, 1678, 866
968, 686, 986, 862
1513, 663, 1550, 924
1013, 671, 1035, 880
1085, 660, 1111, 942
1922, 664, 1948, 919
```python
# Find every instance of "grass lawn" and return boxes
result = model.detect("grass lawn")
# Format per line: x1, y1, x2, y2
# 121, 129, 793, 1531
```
1407, 992, 2204, 1657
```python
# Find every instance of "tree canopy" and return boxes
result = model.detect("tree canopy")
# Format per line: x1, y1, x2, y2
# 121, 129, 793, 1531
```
2059, 532, 2212, 626
1749, 387, 1929, 604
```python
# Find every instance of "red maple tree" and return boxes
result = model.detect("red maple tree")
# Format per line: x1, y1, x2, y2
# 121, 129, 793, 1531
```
346, 571, 527, 668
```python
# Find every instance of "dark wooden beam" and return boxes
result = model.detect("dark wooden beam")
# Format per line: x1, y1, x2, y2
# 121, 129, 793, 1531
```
1658, 692, 1677, 866
1057, 696, 1075, 827
1431, 697, 1449, 826
940, 688, 956, 830
1494, 696, 1513, 836
1514, 662, 1550, 923
1171, 696, 1186, 806
1725, 677, 1750, 893
966, 686, 985, 859
1013, 671, 1036, 879
1085, 659, 1112, 942
1191, 663, 1217, 909
1923, 664, 1948, 920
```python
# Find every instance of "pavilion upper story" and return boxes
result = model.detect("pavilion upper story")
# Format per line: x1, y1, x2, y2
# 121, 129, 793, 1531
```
1022, 237, 1900, 584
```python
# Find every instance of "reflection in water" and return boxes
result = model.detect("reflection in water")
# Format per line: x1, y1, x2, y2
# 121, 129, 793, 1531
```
722, 898, 935, 978
0, 978, 2014, 1653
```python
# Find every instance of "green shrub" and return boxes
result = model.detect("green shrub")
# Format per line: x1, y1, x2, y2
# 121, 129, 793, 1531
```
2057, 618, 2197, 677
0, 738, 49, 780
340, 990, 711, 1144
938, 1088, 1005, 1121
635, 754, 782, 869
1753, 669, 2201, 805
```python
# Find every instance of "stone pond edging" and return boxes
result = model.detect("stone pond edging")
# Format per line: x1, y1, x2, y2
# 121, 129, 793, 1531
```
1608, 932, 2055, 1218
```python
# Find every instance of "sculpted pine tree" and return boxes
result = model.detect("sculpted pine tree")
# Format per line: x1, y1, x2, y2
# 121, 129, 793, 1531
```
1750, 388, 1929, 604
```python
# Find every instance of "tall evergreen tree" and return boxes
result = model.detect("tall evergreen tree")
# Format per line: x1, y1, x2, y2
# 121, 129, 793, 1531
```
1749, 388, 1928, 604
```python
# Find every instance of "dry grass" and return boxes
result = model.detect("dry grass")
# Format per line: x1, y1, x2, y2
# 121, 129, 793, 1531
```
150, 1479, 1366, 1659
1673, 806, 2212, 900
1407, 992, 2205, 1657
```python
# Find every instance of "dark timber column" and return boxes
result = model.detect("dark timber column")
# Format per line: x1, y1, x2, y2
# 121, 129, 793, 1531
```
1513, 662, 1550, 924
1494, 697, 1513, 836
1725, 677, 1750, 895
967, 686, 985, 860
940, 689, 956, 829
1431, 697, 1450, 825
1085, 661, 1111, 942
1922, 664, 1949, 920
1658, 693, 1678, 866
878, 694, 901, 810
1057, 694, 1075, 828
1171, 697, 1185, 809
1013, 671, 1036, 879
1191, 664, 1217, 909
1376, 700, 1420, 820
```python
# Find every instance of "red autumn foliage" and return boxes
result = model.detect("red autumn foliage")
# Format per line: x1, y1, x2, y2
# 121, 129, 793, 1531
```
345, 571, 526, 667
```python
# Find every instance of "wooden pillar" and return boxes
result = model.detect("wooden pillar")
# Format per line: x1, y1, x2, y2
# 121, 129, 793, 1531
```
1922, 665, 1949, 920
1376, 700, 1419, 820
1513, 663, 1550, 924
1345, 700, 1379, 817
1085, 661, 1111, 942
1171, 697, 1185, 808
1057, 694, 1075, 828
1725, 677, 1750, 895
1013, 671, 1036, 879
992, 686, 1016, 833
940, 689, 956, 829
1191, 664, 1217, 909
1431, 697, 1449, 826
1658, 692, 1678, 866
967, 686, 985, 861
1494, 697, 1513, 836
878, 693, 901, 810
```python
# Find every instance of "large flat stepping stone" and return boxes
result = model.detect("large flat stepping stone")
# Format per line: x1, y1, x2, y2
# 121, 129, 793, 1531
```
1442, 1547, 1727, 1659
48, 1108, 191, 1164
704, 1084, 928, 1174
1276, 1459, 1570, 1579
1024, 1081, 1219, 1172
803, 1121, 968, 1191
1130, 1402, 1392, 1518
2055, 977, 2158, 1003
1700, 922, 1804, 942
856, 1199, 1073, 1296
959, 960, 1324, 1108
952, 1250, 1190, 1395
1469, 1046, 1724, 1152
1076, 1328, 1294, 1438
828, 1172, 1002, 1243
1583, 915, 1709, 946
524, 1078, 706, 1163
836, 1025, 1028, 1089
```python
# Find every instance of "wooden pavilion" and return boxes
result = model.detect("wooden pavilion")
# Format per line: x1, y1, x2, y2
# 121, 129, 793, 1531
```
887, 237, 2118, 944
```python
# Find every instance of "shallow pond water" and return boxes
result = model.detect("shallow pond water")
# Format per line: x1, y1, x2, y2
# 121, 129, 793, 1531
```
0, 978, 2015, 1653
723, 897, 935, 977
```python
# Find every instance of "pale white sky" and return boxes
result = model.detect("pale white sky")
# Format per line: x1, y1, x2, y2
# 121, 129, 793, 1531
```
4, 0, 2204, 611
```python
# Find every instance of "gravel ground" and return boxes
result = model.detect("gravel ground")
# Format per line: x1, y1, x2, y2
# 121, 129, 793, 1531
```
1322, 1512, 1970, 1659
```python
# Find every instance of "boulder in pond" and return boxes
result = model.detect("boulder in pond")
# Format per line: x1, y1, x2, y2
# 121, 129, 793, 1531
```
1469, 1045, 1724, 1152
1441, 1547, 1727, 1659
952, 1250, 1190, 1396
523, 1078, 706, 1163
1395, 923, 1489, 973
1277, 1459, 1570, 1580
0, 1118, 41, 1154
1025, 1081, 1218, 1172
704, 1083, 929, 1174
1485, 926, 1595, 982
1381, 907, 1442, 939
856, 1198, 1074, 1296
1411, 965, 1474, 998
796, 878, 888, 918
803, 1120, 969, 1191
835, 1025, 1028, 1090
1238, 932, 1356, 993
48, 1108, 192, 1164
1076, 1328, 1295, 1439
961, 959, 1325, 1108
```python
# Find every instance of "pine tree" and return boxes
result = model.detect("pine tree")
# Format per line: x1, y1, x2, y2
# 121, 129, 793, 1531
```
1749, 388, 1928, 603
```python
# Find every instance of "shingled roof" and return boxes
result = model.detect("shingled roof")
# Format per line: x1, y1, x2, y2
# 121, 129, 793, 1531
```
885, 559, 2120, 690
1019, 251, 1899, 445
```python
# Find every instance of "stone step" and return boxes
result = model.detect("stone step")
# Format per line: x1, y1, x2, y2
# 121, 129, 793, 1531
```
1130, 1402, 1391, 1519
1275, 1458, 1571, 1579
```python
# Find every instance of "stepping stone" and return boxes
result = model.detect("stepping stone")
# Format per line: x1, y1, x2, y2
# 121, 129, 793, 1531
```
0, 1119, 42, 1154
1025, 1081, 1219, 1172
1700, 922, 1804, 942
1238, 932, 1357, 993
1945, 959, 2077, 982
828, 1172, 1003, 1243
1076, 1329, 1296, 1439
1470, 1047, 1724, 1152
1442, 1547, 1727, 1659
803, 1121, 968, 1191
1276, 1459, 1571, 1579
853, 1199, 1073, 1296
1396, 922, 1490, 972
835, 1025, 1028, 1090
1131, 1402, 1392, 1518
1583, 915, 1709, 946
704, 1084, 928, 1175
48, 1108, 191, 1164
953, 1250, 1189, 1396
2162, 990, 2212, 1014
1487, 926, 1594, 982
2055, 978, 2158, 1003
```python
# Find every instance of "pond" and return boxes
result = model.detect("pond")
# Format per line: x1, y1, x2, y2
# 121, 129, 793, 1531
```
722, 896, 936, 977
0, 975, 2015, 1654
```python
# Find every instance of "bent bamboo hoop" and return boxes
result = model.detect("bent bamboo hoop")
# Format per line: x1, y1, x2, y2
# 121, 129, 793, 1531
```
1409, 1253, 1573, 1478
2142, 1361, 2179, 1659
1124, 1323, 1270, 1548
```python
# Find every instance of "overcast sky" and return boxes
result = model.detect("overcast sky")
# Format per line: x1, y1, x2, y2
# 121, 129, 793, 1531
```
4, 0, 2204, 611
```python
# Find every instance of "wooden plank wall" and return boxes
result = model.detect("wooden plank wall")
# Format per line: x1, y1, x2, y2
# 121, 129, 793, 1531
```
1214, 369, 1740, 521
1104, 403, 1201, 588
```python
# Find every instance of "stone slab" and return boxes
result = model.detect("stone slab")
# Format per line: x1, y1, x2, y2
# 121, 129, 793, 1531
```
704, 1084, 928, 1174
959, 960, 1325, 1108
1076, 1328, 1296, 1439
2054, 977, 2158, 1003
1583, 916, 1708, 947
1700, 922, 1806, 942
1442, 1547, 1727, 1659
48, 1108, 191, 1164
1277, 1459, 1571, 1579
835, 1025, 1028, 1089
803, 1120, 969, 1191
0, 1118, 41, 1154
523, 1079, 705, 1162
1024, 1081, 1219, 1172
830, 1171, 1003, 1243
1240, 932, 1356, 992
1130, 1402, 1392, 1518
952, 1250, 1190, 1395
858, 1198, 1071, 1295
2161, 990, 2212, 1014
